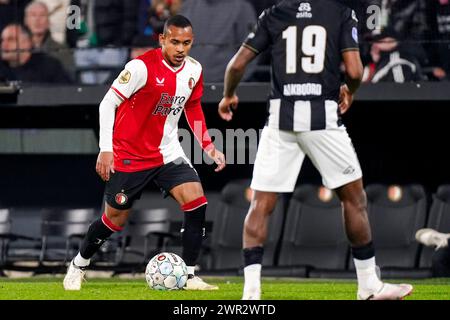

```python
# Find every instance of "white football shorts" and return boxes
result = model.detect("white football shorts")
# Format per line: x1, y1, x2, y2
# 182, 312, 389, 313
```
250, 126, 363, 192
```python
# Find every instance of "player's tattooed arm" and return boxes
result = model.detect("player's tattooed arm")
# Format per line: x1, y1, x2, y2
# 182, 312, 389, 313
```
219, 46, 257, 121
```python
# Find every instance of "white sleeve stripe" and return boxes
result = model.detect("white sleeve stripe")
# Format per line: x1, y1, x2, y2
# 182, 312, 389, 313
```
99, 89, 122, 152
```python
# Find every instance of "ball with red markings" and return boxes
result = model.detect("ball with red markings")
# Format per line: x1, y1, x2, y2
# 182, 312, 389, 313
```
145, 252, 188, 290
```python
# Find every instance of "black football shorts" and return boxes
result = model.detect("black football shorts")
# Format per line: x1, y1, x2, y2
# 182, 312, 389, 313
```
105, 158, 201, 210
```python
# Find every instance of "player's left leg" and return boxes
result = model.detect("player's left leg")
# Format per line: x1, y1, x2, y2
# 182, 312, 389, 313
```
169, 182, 218, 290
64, 168, 155, 290
242, 127, 304, 300
242, 190, 278, 300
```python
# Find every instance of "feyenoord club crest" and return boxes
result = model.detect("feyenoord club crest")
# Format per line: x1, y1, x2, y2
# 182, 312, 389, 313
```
115, 192, 128, 205
188, 77, 195, 90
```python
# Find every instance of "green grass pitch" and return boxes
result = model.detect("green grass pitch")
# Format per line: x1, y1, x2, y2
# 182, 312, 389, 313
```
1, 277, 450, 300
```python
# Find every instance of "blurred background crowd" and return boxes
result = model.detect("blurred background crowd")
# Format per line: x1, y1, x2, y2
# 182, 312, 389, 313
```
0, 0, 449, 85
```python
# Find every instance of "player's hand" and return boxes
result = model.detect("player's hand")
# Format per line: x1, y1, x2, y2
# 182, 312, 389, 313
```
206, 147, 226, 172
96, 151, 115, 181
218, 95, 239, 121
339, 84, 354, 115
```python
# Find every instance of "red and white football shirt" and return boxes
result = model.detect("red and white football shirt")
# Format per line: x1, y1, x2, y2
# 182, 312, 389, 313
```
109, 48, 213, 172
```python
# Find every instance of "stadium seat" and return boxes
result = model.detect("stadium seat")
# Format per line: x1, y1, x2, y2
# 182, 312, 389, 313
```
278, 185, 348, 274
0, 208, 42, 273
38, 208, 96, 267
419, 185, 450, 268
0, 209, 11, 270
114, 208, 173, 272
348, 184, 428, 274
208, 179, 285, 272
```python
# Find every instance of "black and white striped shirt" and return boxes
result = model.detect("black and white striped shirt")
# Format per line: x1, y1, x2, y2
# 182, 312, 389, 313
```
244, 0, 360, 131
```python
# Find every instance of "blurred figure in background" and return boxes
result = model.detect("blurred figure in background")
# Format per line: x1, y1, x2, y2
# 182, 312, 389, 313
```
74, 0, 138, 84
24, 1, 75, 81
146, 0, 172, 41
353, 0, 431, 81
139, 0, 182, 41
94, 0, 138, 48
0, 24, 72, 84
362, 31, 425, 83
416, 228, 450, 277
425, 0, 450, 81
37, 0, 71, 45
366, 0, 427, 39
180, 0, 257, 82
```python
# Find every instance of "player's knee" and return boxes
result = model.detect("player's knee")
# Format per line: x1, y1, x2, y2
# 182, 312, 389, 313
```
105, 207, 129, 229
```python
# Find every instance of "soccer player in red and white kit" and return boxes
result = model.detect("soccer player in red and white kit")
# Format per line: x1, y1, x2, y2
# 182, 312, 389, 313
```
63, 15, 225, 291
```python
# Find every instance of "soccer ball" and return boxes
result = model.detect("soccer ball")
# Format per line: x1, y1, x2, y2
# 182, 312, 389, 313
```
145, 252, 188, 290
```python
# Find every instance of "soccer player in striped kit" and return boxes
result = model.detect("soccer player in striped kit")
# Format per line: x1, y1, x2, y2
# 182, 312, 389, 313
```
64, 15, 225, 291
219, 0, 413, 300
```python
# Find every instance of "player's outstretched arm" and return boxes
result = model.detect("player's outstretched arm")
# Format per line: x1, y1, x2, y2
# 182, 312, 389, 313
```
184, 103, 226, 173
219, 46, 257, 121
340, 50, 363, 114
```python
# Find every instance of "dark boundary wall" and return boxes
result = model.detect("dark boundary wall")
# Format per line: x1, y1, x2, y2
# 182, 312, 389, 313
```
1, 83, 450, 207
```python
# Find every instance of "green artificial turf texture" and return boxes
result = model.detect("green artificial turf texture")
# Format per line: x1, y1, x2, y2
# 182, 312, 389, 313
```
1, 277, 450, 300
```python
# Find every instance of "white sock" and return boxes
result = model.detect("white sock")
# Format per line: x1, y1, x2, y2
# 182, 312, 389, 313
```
187, 266, 196, 276
243, 264, 261, 291
73, 252, 90, 268
354, 257, 383, 293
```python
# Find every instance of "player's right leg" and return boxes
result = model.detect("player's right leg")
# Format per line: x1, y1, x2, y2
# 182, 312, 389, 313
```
242, 191, 278, 300
63, 204, 130, 291
64, 169, 152, 290
242, 127, 304, 300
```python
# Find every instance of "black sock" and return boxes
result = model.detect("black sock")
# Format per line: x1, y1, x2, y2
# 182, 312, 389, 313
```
181, 204, 206, 267
243, 246, 264, 267
79, 216, 116, 259
351, 241, 375, 260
